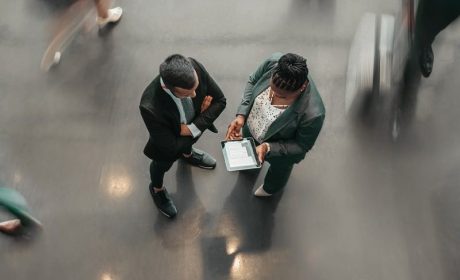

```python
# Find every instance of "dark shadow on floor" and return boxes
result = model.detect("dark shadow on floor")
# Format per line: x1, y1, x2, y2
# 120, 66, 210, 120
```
153, 161, 211, 249
200, 169, 283, 279
432, 171, 460, 280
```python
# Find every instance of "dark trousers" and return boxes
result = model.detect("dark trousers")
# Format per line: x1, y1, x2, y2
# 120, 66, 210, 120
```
149, 146, 193, 189
243, 125, 295, 194
415, 0, 460, 47
263, 157, 294, 194
150, 160, 175, 189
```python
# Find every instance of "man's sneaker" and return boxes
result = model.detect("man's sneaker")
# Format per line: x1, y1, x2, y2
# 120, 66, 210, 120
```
149, 186, 177, 218
97, 7, 123, 27
254, 185, 272, 197
419, 45, 434, 78
182, 148, 216, 169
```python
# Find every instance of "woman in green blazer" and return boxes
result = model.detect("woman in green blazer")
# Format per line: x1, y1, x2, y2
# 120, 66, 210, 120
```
226, 53, 325, 196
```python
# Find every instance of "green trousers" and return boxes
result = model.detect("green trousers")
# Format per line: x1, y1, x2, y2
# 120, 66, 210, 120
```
243, 126, 295, 194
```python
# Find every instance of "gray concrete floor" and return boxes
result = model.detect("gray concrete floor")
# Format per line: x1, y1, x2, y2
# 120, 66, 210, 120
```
1, 0, 460, 279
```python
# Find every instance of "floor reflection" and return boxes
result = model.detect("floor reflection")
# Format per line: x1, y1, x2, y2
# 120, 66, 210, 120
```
432, 171, 460, 280
154, 161, 211, 249
201, 169, 283, 279
100, 165, 133, 199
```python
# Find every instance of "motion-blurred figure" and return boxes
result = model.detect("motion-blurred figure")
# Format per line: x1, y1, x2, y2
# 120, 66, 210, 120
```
415, 0, 460, 77
40, 0, 122, 71
345, 0, 460, 140
94, 0, 122, 27
0, 187, 42, 236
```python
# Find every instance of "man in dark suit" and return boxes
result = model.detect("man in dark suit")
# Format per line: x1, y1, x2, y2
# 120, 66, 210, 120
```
140, 54, 226, 218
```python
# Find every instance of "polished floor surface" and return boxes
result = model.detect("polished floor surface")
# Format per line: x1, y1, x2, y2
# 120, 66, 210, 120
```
1, 0, 460, 279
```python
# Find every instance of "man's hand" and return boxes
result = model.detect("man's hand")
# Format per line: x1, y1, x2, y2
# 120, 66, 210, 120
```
200, 96, 213, 113
256, 143, 269, 164
225, 115, 245, 140
180, 124, 192, 136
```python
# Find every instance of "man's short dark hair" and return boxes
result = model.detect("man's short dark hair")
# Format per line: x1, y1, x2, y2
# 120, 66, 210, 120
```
159, 54, 196, 89
272, 53, 309, 91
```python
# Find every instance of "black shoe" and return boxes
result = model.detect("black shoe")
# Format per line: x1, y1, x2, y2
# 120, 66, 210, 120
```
182, 148, 216, 169
149, 186, 177, 218
419, 45, 433, 77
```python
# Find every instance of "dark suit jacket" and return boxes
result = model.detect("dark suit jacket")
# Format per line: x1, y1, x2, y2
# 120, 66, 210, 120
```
140, 58, 226, 161
238, 53, 325, 164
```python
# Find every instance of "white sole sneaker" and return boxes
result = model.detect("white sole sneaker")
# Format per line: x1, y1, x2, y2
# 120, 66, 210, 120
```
254, 185, 272, 197
53, 52, 61, 64
97, 7, 123, 27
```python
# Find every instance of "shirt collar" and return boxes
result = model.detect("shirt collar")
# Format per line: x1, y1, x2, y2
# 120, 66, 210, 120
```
160, 77, 180, 101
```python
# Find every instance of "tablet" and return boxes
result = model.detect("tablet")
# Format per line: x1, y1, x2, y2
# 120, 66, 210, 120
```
221, 137, 262, 171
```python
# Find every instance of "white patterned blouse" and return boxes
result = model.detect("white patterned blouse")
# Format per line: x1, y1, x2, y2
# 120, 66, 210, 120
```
247, 87, 287, 143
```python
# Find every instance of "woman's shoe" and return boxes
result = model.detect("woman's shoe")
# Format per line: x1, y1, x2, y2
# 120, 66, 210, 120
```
254, 185, 272, 197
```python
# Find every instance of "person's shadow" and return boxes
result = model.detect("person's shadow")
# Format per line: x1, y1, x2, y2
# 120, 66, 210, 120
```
200, 169, 283, 279
153, 161, 211, 249
431, 171, 460, 280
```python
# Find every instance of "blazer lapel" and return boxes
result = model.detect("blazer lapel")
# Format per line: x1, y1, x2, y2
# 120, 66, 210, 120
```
246, 71, 272, 113
252, 72, 272, 100
262, 107, 299, 141
159, 88, 182, 126
262, 84, 311, 141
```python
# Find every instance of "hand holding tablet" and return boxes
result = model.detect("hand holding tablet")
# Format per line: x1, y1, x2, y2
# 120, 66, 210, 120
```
221, 138, 262, 171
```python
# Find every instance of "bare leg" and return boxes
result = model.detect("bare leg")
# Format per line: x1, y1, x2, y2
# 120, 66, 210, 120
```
94, 0, 111, 18
94, 0, 122, 26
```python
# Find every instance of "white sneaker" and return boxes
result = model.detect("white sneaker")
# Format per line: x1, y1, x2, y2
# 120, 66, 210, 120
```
53, 52, 61, 65
254, 185, 272, 197
97, 7, 123, 27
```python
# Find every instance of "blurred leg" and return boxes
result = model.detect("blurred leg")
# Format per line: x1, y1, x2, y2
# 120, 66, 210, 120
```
415, 0, 460, 76
94, 0, 110, 18
41, 0, 92, 70
94, 0, 122, 26
0, 188, 42, 235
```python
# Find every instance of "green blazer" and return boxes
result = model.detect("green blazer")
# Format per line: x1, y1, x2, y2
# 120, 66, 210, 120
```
237, 53, 325, 163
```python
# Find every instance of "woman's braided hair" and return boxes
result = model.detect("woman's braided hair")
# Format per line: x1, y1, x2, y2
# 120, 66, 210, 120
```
272, 53, 309, 91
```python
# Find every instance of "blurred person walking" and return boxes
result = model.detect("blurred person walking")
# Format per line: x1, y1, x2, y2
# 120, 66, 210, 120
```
415, 0, 460, 77
40, 0, 122, 71
0, 187, 42, 236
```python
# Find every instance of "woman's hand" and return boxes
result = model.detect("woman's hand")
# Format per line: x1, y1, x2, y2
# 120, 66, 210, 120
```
256, 143, 269, 164
225, 115, 245, 140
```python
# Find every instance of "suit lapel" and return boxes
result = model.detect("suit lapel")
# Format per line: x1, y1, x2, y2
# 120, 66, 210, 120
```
262, 84, 311, 141
262, 107, 298, 141
253, 72, 272, 99
158, 87, 181, 125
